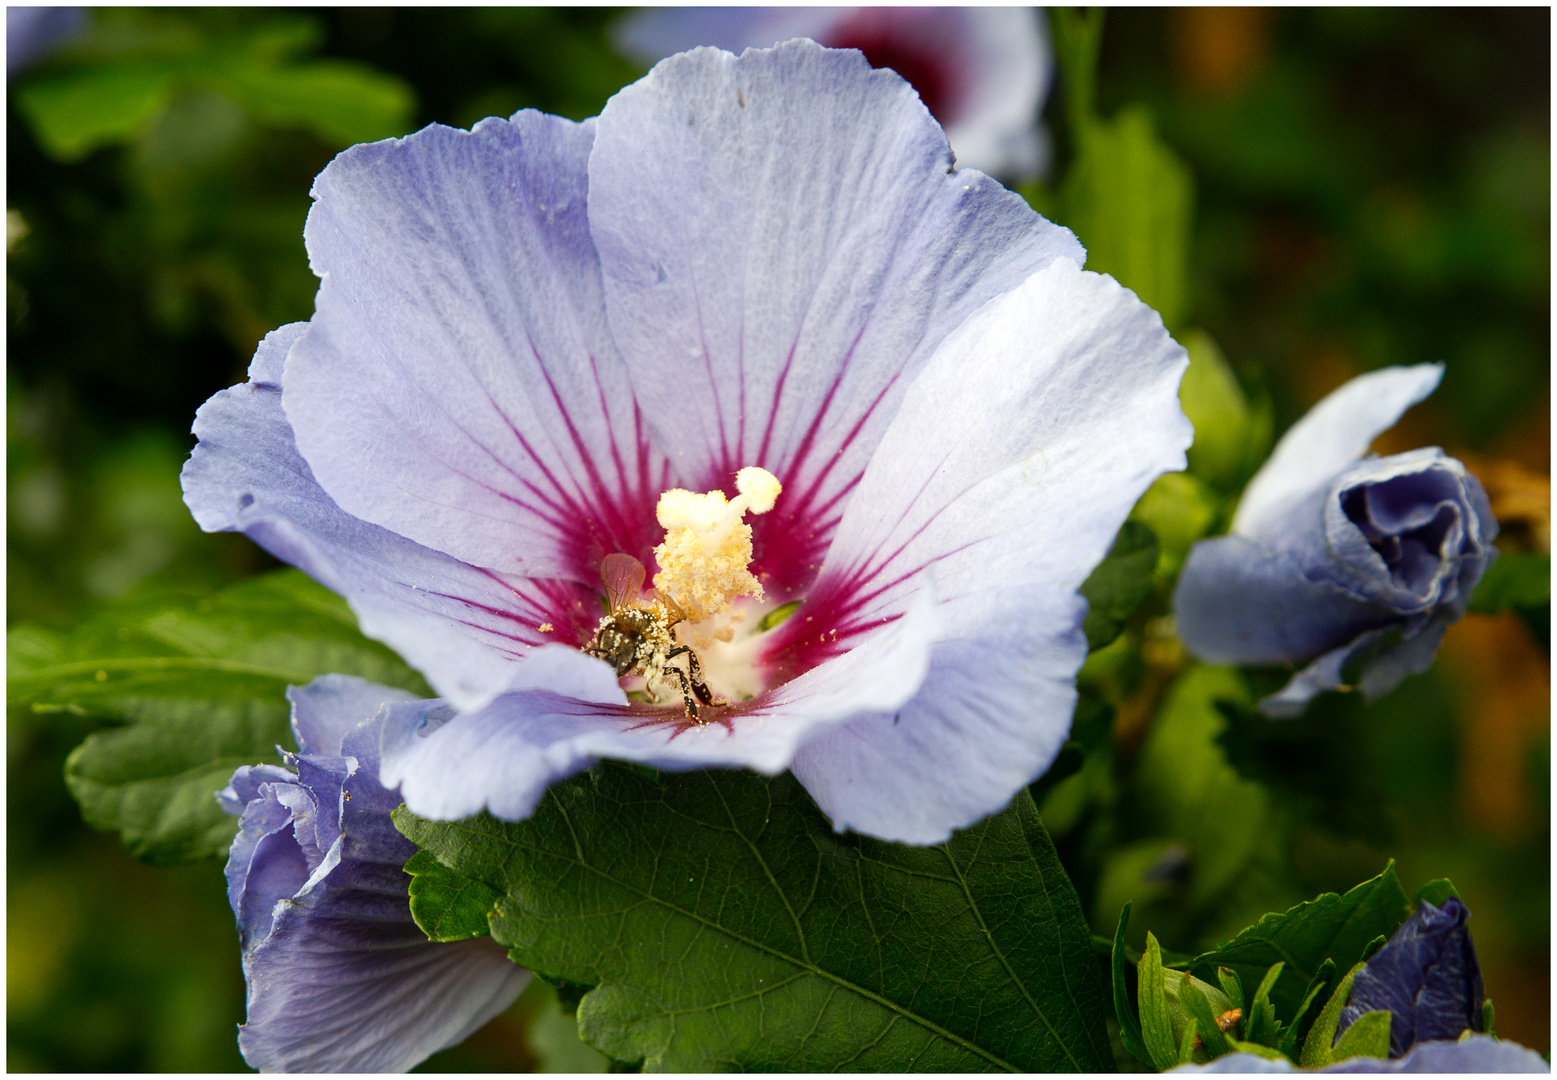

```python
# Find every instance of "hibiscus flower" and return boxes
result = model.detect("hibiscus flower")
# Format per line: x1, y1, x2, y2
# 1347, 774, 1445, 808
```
184, 41, 1191, 844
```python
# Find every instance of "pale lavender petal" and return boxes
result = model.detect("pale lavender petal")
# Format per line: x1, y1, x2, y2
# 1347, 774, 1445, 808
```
588, 39, 1081, 596
1170, 1038, 1550, 1073
182, 323, 604, 710
1320, 450, 1493, 610
1169, 1053, 1295, 1073
217, 763, 294, 816
1324, 1036, 1548, 1073
1259, 634, 1376, 720
613, 8, 1051, 178
781, 257, 1191, 842
382, 588, 939, 822
1234, 365, 1443, 538
286, 110, 667, 582
288, 673, 417, 757
228, 784, 310, 947
1174, 536, 1386, 666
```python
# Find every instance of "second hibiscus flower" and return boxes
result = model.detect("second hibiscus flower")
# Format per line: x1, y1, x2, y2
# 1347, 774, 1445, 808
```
183, 40, 1192, 845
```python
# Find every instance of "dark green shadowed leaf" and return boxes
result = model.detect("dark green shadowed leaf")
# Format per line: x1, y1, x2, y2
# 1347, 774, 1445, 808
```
1110, 904, 1153, 1068
1279, 958, 1338, 1059
395, 766, 1111, 1073
1079, 519, 1159, 651
11, 569, 430, 864
1467, 553, 1549, 614
1181, 864, 1410, 1017
405, 850, 500, 943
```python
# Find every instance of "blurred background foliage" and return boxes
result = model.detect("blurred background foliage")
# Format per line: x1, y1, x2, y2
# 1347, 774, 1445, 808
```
7, 7, 1548, 1071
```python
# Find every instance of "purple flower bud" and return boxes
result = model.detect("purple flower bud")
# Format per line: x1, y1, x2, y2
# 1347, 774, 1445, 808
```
220, 675, 529, 1072
1174, 366, 1497, 717
1336, 897, 1485, 1058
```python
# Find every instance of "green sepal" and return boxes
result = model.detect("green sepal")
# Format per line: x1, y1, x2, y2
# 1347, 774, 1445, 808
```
1278, 958, 1337, 1060
1360, 933, 1388, 964
1181, 977, 1231, 1059
1225, 1038, 1291, 1062
1110, 903, 1153, 1068
1331, 1010, 1391, 1062
1216, 967, 1245, 1014
404, 849, 500, 943
1177, 1020, 1200, 1067
1482, 999, 1497, 1039
1300, 961, 1367, 1067
1414, 877, 1459, 909
1245, 962, 1284, 1047
1137, 932, 1180, 1070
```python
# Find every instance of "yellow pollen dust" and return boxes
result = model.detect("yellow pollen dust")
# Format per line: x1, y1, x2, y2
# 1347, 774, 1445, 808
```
652, 466, 781, 622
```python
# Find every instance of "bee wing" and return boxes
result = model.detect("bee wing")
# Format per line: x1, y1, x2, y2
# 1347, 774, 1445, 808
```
599, 552, 646, 611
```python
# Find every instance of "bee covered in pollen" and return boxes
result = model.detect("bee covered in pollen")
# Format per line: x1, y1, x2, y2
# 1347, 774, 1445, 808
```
583, 552, 717, 721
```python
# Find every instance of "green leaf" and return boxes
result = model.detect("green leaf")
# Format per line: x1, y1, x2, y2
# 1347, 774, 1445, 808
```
1185, 864, 1411, 1018
1137, 932, 1180, 1071
525, 981, 612, 1073
1413, 877, 1459, 909
1133, 666, 1275, 914
1181, 977, 1231, 1058
405, 850, 500, 943
1048, 7, 1106, 134
1331, 1010, 1391, 1063
1062, 106, 1194, 330
213, 59, 413, 146
1177, 1019, 1200, 1066
1179, 330, 1256, 491
396, 766, 1111, 1072
1110, 904, 1153, 1068
1129, 473, 1220, 578
15, 63, 177, 160
1468, 553, 1550, 613
1080, 519, 1159, 651
1482, 998, 1496, 1039
12, 569, 430, 864
1300, 962, 1367, 1068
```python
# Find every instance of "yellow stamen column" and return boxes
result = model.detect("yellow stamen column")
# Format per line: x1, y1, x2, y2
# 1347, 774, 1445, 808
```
652, 467, 782, 622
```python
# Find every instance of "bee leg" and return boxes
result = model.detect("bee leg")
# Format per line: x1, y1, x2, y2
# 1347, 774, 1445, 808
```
657, 661, 701, 723
665, 646, 717, 707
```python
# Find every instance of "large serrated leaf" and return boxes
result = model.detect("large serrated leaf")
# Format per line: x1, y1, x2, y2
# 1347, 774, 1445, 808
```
1180, 865, 1411, 1019
11, 569, 430, 864
396, 766, 1111, 1072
